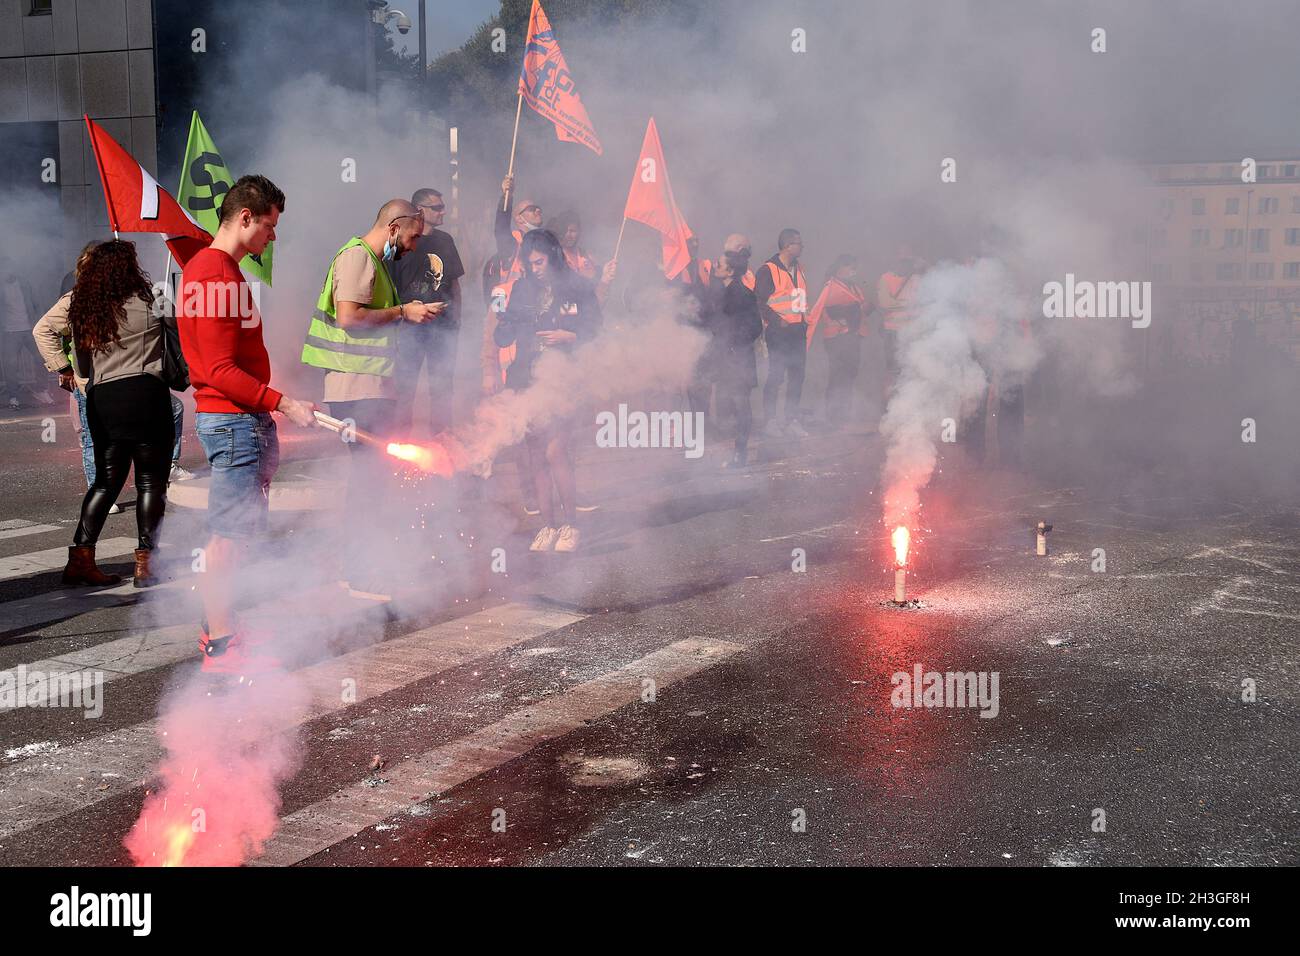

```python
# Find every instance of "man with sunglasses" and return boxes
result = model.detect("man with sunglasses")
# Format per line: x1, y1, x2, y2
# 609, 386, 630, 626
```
302, 198, 441, 601
388, 188, 465, 437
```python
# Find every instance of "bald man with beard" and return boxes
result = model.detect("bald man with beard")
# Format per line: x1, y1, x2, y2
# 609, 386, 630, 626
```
302, 198, 442, 601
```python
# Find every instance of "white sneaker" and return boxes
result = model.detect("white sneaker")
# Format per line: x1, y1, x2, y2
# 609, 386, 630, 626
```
786, 420, 809, 439
529, 526, 560, 551
764, 419, 785, 438
7, 397, 19, 409
34, 389, 55, 406
554, 525, 581, 552
108, 503, 122, 515
169, 463, 196, 482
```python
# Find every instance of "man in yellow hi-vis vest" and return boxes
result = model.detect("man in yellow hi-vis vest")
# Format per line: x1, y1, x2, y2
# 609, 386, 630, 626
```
753, 228, 809, 438
302, 198, 441, 601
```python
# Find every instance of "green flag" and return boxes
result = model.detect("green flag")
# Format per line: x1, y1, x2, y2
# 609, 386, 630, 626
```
176, 111, 274, 285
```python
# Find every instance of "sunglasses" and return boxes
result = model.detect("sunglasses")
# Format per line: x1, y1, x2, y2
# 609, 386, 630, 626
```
420, 204, 446, 213
521, 205, 541, 215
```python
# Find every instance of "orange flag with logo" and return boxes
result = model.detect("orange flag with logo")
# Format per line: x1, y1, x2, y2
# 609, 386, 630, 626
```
623, 117, 693, 280
518, 0, 602, 155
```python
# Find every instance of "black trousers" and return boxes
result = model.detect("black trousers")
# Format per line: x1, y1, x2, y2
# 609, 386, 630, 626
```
824, 333, 862, 424
393, 321, 458, 438
762, 321, 807, 423
716, 387, 753, 455
75, 378, 171, 550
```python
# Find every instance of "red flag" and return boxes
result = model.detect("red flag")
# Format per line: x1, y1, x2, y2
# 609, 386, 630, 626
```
623, 117, 693, 280
518, 0, 602, 155
84, 115, 210, 265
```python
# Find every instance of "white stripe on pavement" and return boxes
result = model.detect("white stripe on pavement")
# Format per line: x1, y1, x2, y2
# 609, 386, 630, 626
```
0, 522, 62, 542
254, 637, 743, 866
0, 603, 585, 842
0, 538, 136, 582
0, 574, 192, 638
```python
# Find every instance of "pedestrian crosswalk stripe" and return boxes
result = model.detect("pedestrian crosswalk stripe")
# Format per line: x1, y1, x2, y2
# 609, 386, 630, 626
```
0, 538, 136, 582
0, 574, 192, 639
253, 637, 743, 866
0, 603, 585, 842
0, 522, 61, 542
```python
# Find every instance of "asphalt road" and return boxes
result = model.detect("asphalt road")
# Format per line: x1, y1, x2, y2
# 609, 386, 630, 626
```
0, 398, 1297, 867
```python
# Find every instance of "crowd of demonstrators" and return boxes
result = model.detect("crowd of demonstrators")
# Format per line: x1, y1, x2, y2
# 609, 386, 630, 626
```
1, 257, 56, 410
806, 254, 872, 430
388, 187, 465, 439
493, 228, 601, 552
37, 240, 172, 588
754, 229, 810, 439
178, 175, 317, 672
301, 199, 442, 601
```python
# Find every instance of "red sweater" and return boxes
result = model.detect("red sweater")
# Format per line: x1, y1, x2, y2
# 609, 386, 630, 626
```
178, 247, 283, 414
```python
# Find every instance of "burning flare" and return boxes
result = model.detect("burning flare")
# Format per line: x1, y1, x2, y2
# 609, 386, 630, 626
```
386, 441, 454, 477
892, 524, 910, 567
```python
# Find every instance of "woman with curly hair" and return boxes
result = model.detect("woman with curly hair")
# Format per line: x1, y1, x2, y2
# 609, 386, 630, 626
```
57, 239, 172, 587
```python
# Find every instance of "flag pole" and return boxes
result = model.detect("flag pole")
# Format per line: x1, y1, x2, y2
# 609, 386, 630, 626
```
503, 91, 524, 213
612, 217, 628, 263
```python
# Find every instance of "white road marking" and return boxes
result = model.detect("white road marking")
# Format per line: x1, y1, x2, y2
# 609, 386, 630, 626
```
0, 538, 136, 582
253, 637, 743, 866
0, 521, 61, 541
0, 603, 585, 842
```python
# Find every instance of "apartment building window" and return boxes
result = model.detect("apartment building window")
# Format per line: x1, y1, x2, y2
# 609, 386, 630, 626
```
1225, 197, 1240, 214
1156, 197, 1173, 218
1150, 227, 1167, 248
1285, 263, 1300, 279
1258, 196, 1279, 214
1188, 262, 1204, 282
1190, 197, 1205, 214
1292, 197, 1300, 213
1286, 165, 1298, 177
1259, 165, 1272, 179
1190, 228, 1210, 247
1250, 262, 1274, 280
29, 0, 52, 13
1217, 263, 1242, 281
1220, 164, 1235, 179
1224, 228, 1243, 248
1250, 228, 1270, 252
1285, 228, 1300, 245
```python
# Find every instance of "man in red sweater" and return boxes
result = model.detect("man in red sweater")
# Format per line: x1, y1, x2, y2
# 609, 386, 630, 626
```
178, 175, 316, 672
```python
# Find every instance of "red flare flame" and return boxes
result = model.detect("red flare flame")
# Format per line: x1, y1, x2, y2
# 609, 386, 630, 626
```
386, 441, 453, 476
892, 525, 910, 566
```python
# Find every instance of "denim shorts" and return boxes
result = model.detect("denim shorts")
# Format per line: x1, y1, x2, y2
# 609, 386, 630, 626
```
196, 411, 279, 539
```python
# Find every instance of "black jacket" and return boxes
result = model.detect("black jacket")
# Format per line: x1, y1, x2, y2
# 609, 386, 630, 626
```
702, 278, 762, 389
494, 272, 601, 390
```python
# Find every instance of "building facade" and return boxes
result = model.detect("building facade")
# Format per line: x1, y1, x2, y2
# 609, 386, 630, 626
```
1144, 160, 1300, 366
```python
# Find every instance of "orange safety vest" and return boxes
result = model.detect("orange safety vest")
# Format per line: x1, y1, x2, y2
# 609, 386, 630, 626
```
698, 259, 755, 290
763, 260, 807, 323
877, 271, 918, 331
563, 246, 596, 280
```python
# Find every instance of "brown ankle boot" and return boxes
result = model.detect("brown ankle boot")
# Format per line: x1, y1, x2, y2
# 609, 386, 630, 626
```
132, 548, 158, 588
61, 545, 123, 587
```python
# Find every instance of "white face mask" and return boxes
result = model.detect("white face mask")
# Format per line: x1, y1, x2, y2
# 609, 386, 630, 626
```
383, 231, 399, 261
